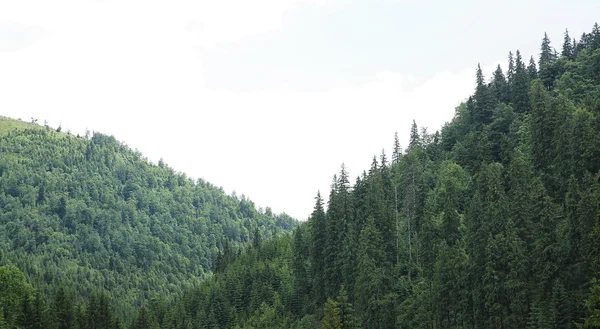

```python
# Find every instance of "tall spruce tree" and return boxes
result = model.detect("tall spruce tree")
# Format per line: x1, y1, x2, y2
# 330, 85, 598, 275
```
562, 29, 574, 59
392, 131, 403, 164
308, 191, 327, 308
527, 56, 538, 81
512, 50, 531, 113
539, 32, 558, 89
491, 64, 509, 103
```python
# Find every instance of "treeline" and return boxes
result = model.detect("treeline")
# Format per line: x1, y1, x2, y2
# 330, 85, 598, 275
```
0, 117, 296, 321
136, 24, 600, 328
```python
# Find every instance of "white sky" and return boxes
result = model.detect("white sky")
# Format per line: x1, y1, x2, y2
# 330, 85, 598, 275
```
1, 0, 599, 220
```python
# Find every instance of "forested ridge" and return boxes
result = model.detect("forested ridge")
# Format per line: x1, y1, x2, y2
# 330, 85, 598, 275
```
2, 23, 600, 329
0, 117, 296, 326
119, 24, 600, 329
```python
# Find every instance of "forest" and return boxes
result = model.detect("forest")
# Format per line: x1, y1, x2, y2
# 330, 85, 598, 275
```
0, 117, 295, 325
2, 23, 600, 328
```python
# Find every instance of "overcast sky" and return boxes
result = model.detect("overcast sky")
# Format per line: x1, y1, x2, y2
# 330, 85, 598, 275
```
1, 0, 599, 220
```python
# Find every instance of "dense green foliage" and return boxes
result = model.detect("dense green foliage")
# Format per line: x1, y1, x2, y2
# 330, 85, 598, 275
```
3, 23, 600, 328
128, 23, 600, 329
0, 117, 296, 321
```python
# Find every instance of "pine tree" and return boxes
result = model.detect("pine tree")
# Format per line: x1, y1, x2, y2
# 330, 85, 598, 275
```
0, 308, 5, 329
402, 149, 423, 277
580, 277, 600, 328
392, 132, 403, 164
473, 66, 496, 125
476, 63, 485, 86
30, 291, 48, 329
491, 64, 509, 103
310, 191, 327, 307
336, 286, 356, 329
562, 29, 574, 59
131, 306, 153, 329
540, 32, 555, 66
16, 295, 34, 329
322, 298, 342, 329
527, 56, 538, 80
292, 226, 309, 317
409, 120, 421, 150
54, 285, 74, 329
325, 179, 341, 298
355, 217, 387, 328
539, 32, 558, 89
512, 50, 531, 113
507, 51, 516, 100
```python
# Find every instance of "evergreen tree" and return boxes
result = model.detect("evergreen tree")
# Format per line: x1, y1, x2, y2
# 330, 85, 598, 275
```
491, 64, 509, 103
473, 67, 496, 125
310, 191, 327, 307
322, 298, 342, 329
539, 32, 558, 89
512, 50, 531, 113
30, 291, 48, 329
252, 227, 262, 250
562, 29, 574, 59
336, 286, 356, 329
409, 120, 421, 150
580, 277, 600, 328
507, 51, 516, 100
131, 307, 153, 329
292, 226, 310, 317
0, 308, 5, 329
392, 131, 403, 164
355, 217, 388, 329
54, 285, 75, 329
476, 63, 485, 86
527, 56, 538, 81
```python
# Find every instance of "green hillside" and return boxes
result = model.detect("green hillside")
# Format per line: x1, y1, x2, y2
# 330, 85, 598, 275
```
2, 22, 600, 329
0, 116, 296, 320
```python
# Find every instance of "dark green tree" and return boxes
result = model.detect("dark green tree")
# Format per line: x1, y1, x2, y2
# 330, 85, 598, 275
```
491, 64, 509, 103
562, 29, 574, 59
309, 191, 327, 307
392, 131, 402, 164
322, 298, 342, 329
527, 56, 538, 80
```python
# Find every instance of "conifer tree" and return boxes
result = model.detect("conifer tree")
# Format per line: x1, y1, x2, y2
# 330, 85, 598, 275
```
292, 226, 310, 317
540, 32, 555, 66
0, 308, 5, 329
511, 50, 530, 113
131, 307, 153, 329
491, 64, 509, 103
30, 291, 48, 329
539, 32, 558, 89
336, 286, 356, 329
310, 192, 327, 307
527, 56, 538, 80
507, 51, 516, 99
409, 120, 421, 150
562, 29, 574, 59
252, 227, 262, 250
355, 217, 387, 329
392, 132, 402, 164
473, 66, 496, 125
322, 298, 342, 329
580, 277, 600, 328
476, 63, 485, 86
54, 285, 74, 329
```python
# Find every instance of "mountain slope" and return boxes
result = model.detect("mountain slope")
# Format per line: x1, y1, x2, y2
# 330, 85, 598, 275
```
0, 116, 296, 319
133, 23, 600, 329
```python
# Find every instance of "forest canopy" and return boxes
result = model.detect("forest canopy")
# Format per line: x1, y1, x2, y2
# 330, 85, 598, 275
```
2, 22, 600, 329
